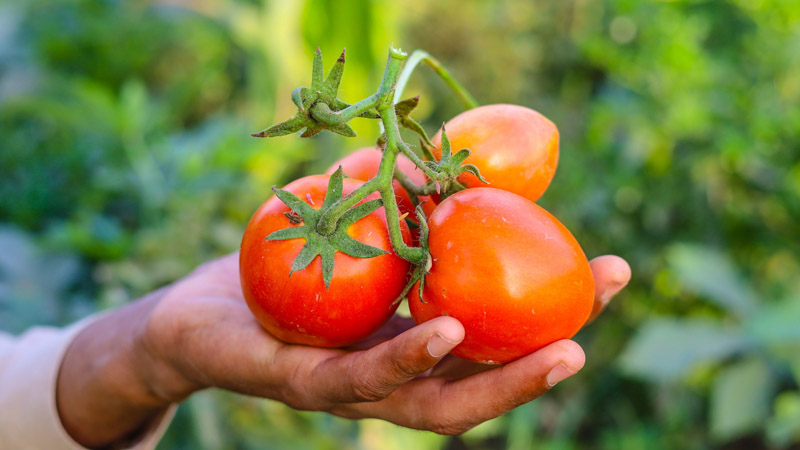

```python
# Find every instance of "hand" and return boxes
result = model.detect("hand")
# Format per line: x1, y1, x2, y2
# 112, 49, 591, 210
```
57, 253, 630, 446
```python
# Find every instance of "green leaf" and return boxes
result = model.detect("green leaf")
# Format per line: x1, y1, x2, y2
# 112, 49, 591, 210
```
251, 115, 308, 138
439, 125, 452, 161
333, 235, 387, 259
417, 272, 427, 304
272, 187, 315, 217
291, 87, 306, 110
289, 243, 319, 276
449, 148, 471, 166
667, 244, 758, 317
329, 123, 357, 137
322, 167, 344, 209
398, 117, 429, 146
299, 126, 322, 138
710, 358, 774, 442
265, 226, 306, 241
618, 318, 751, 381
337, 199, 383, 228
460, 164, 489, 184
322, 49, 346, 98
393, 268, 423, 306
395, 95, 420, 117
311, 47, 324, 88
319, 247, 336, 289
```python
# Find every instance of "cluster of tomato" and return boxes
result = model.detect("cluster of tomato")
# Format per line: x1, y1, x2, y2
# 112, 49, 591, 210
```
240, 104, 594, 364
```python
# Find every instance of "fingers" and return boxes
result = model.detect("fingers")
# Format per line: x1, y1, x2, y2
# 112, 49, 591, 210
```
348, 316, 417, 351
429, 354, 495, 379
308, 316, 465, 404
587, 255, 631, 323
333, 339, 585, 435
422, 339, 585, 434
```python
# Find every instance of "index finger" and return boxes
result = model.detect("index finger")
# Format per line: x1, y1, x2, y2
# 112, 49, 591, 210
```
305, 316, 465, 405
587, 255, 631, 323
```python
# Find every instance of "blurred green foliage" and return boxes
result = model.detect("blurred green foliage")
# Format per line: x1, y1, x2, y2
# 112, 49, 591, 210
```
1, 0, 799, 448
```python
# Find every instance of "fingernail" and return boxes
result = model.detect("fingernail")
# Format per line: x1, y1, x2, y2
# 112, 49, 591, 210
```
598, 291, 613, 307
546, 363, 576, 387
599, 283, 624, 307
427, 332, 459, 358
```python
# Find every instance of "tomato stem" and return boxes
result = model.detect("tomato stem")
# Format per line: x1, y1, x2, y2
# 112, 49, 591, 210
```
308, 96, 380, 125
256, 46, 480, 271
393, 169, 437, 197
394, 50, 479, 111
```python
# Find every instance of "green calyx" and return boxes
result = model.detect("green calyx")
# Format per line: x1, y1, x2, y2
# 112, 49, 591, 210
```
252, 45, 480, 293
266, 168, 388, 289
393, 203, 433, 305
251, 48, 380, 139
418, 126, 488, 200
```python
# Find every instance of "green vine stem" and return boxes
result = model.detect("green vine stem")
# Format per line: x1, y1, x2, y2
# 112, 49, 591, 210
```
313, 51, 410, 235
394, 50, 479, 110
393, 168, 437, 197
307, 47, 409, 127
256, 46, 480, 274
398, 143, 440, 180
309, 97, 379, 126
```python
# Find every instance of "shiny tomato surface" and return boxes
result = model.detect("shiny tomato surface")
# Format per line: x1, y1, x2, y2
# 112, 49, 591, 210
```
409, 188, 594, 363
432, 104, 559, 203
240, 175, 412, 348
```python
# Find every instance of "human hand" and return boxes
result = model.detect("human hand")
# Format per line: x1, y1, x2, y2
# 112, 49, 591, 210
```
57, 253, 630, 446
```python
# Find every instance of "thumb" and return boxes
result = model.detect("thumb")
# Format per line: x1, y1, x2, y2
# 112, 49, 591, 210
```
310, 316, 465, 404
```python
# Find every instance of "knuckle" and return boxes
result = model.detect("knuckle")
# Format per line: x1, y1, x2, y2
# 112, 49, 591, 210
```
388, 353, 424, 379
386, 338, 425, 378
349, 378, 389, 403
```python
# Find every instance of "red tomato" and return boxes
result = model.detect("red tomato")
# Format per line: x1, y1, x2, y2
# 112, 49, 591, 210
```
431, 104, 559, 203
326, 148, 437, 223
240, 175, 412, 348
409, 188, 594, 364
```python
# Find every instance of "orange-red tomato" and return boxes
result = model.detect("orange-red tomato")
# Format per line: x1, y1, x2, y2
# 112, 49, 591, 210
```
240, 175, 412, 348
326, 147, 436, 235
431, 104, 559, 203
409, 188, 593, 364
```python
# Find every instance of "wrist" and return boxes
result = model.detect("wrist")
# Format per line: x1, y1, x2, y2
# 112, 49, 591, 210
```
57, 291, 177, 447
133, 286, 209, 405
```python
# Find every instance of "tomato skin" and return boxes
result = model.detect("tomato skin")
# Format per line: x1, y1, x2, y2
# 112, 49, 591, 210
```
432, 104, 559, 203
409, 188, 593, 364
240, 175, 412, 348
326, 148, 437, 221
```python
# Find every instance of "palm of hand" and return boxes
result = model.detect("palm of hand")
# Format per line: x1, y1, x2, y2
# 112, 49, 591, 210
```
143, 252, 629, 435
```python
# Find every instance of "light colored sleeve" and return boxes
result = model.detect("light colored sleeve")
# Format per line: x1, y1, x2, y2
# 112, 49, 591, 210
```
0, 318, 176, 450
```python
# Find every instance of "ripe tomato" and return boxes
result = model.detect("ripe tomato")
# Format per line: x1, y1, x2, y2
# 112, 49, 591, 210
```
431, 104, 559, 203
409, 188, 594, 364
240, 175, 412, 348
326, 147, 436, 238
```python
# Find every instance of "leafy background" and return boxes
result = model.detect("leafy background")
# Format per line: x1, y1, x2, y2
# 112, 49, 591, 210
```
1, 0, 799, 448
